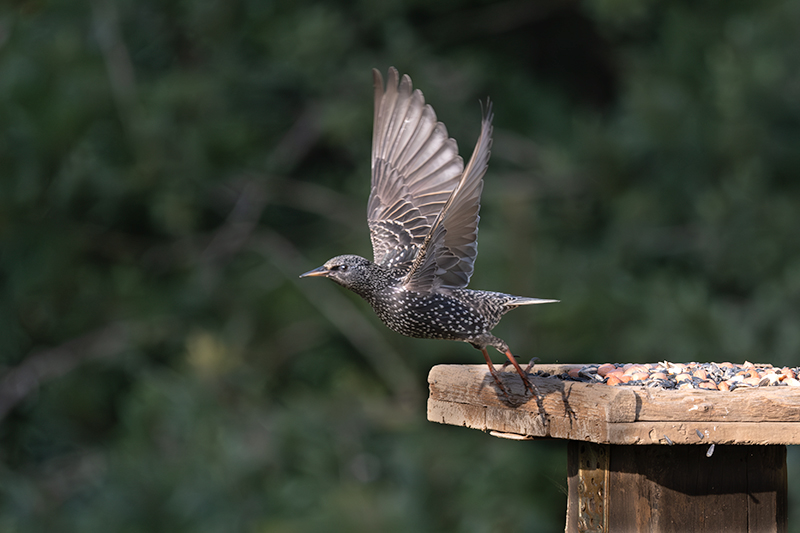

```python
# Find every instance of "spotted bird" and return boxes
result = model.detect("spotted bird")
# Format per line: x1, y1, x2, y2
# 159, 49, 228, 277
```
301, 67, 558, 395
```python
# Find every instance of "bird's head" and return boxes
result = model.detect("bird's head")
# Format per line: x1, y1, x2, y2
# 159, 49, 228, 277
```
299, 254, 383, 294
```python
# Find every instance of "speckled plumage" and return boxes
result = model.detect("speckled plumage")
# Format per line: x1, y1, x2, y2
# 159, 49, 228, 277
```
301, 68, 558, 395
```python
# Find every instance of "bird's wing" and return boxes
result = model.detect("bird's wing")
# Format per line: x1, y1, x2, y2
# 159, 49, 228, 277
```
402, 101, 493, 292
368, 67, 464, 271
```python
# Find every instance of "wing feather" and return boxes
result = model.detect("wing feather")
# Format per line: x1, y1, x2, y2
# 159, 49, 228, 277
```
367, 68, 493, 292
402, 101, 494, 291
368, 68, 463, 269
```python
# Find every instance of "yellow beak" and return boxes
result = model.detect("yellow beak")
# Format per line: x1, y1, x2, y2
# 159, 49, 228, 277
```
299, 266, 328, 278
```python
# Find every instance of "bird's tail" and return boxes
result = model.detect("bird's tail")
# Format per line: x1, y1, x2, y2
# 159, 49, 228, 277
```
504, 297, 559, 307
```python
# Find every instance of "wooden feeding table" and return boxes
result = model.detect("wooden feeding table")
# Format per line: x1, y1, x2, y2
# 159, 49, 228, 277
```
427, 363, 799, 533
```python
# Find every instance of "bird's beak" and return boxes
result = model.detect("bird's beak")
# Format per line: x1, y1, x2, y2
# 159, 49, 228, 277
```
299, 266, 329, 278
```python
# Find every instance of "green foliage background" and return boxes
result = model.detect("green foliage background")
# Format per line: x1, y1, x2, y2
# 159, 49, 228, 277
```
2, 0, 799, 531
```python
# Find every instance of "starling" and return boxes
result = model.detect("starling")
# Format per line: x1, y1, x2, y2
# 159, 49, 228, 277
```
301, 67, 558, 395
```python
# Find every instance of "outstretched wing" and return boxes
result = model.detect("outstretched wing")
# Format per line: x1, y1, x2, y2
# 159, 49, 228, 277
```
402, 101, 493, 292
368, 67, 464, 270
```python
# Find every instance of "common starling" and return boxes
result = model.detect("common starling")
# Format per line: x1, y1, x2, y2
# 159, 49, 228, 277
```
301, 67, 558, 395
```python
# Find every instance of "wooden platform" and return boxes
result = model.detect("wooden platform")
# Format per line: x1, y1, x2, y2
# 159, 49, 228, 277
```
427, 364, 794, 533
427, 364, 800, 445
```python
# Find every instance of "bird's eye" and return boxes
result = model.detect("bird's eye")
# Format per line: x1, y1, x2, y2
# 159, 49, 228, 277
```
339, 265, 348, 271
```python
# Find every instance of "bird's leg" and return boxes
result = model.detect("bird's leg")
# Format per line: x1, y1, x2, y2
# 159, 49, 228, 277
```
504, 350, 538, 397
501, 355, 539, 373
480, 348, 509, 395
524, 357, 540, 374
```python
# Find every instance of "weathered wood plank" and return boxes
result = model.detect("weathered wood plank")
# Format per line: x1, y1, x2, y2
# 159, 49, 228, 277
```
428, 365, 800, 445
633, 387, 800, 423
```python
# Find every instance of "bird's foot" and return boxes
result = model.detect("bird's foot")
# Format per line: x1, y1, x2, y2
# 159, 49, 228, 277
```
501, 356, 540, 378
495, 352, 545, 417
503, 350, 539, 397
480, 348, 510, 395
481, 348, 540, 398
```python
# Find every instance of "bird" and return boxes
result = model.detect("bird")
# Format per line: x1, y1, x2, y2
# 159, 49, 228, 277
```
300, 67, 558, 396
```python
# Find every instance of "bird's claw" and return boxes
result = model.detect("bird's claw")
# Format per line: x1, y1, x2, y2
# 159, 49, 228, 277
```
483, 348, 541, 399
502, 350, 540, 398
521, 375, 539, 397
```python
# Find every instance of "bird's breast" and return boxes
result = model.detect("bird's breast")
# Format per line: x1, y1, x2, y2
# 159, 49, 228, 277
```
368, 289, 489, 340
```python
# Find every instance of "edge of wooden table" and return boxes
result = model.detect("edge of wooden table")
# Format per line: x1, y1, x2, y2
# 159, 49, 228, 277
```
427, 364, 800, 445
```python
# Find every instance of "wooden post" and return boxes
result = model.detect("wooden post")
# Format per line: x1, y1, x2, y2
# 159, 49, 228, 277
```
566, 442, 787, 532
428, 364, 796, 532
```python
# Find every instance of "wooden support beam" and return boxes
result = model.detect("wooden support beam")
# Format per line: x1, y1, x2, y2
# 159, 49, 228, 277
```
566, 442, 787, 533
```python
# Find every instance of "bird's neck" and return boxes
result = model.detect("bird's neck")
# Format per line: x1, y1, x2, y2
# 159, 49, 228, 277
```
353, 264, 403, 302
